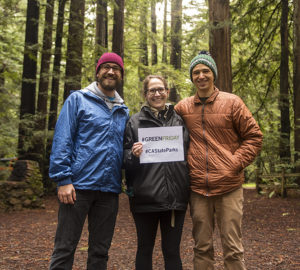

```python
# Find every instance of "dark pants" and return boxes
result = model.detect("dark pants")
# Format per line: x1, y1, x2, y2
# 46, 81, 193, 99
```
49, 190, 119, 270
132, 210, 186, 270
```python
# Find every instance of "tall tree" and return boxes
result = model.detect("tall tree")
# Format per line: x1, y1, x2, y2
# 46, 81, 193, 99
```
63, 0, 85, 100
48, 0, 67, 133
18, 0, 40, 159
208, 0, 232, 93
112, 0, 125, 97
45, 0, 67, 191
170, 0, 182, 102
0, 65, 5, 90
112, 0, 125, 58
33, 0, 55, 164
95, 0, 108, 61
170, 0, 182, 70
279, 0, 291, 164
151, 0, 158, 65
139, 0, 149, 83
294, 0, 300, 182
162, 0, 168, 64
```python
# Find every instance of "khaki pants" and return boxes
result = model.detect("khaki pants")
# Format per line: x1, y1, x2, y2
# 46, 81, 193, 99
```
190, 187, 246, 270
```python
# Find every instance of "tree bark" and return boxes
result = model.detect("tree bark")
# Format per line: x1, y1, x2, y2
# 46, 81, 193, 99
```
170, 0, 182, 102
18, 0, 40, 159
279, 0, 291, 163
0, 64, 5, 91
33, 0, 54, 164
48, 0, 66, 132
37, 0, 54, 122
294, 0, 300, 183
112, 0, 125, 97
151, 0, 157, 65
170, 0, 182, 70
63, 0, 85, 100
95, 0, 108, 61
112, 0, 125, 58
208, 0, 232, 93
45, 0, 67, 192
162, 0, 168, 64
139, 0, 148, 83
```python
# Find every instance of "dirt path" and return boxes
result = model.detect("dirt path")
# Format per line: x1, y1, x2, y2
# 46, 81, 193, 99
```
0, 189, 299, 269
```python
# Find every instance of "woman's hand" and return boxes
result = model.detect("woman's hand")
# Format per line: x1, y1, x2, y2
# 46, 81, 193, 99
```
132, 142, 143, 157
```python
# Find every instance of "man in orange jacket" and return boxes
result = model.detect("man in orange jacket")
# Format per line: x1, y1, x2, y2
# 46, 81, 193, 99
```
175, 51, 263, 270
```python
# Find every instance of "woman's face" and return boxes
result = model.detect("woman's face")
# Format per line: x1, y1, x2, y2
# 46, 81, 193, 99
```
145, 78, 169, 111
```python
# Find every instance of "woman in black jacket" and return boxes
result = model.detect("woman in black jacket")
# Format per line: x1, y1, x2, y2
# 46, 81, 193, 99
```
123, 75, 190, 270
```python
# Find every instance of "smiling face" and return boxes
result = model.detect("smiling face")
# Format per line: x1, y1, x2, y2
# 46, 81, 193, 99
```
96, 62, 122, 97
192, 63, 215, 97
145, 78, 169, 111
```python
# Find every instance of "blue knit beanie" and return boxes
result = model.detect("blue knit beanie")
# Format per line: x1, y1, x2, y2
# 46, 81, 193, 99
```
189, 51, 218, 82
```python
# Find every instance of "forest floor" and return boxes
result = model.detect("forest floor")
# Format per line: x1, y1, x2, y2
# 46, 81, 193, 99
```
0, 188, 299, 270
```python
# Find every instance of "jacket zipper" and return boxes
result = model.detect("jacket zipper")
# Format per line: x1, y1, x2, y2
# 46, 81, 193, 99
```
202, 103, 210, 196
141, 108, 174, 208
162, 118, 173, 209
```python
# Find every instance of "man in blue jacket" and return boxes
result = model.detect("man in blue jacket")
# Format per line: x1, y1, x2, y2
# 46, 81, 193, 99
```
49, 52, 129, 270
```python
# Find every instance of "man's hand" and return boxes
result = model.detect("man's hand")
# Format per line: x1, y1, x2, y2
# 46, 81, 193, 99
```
57, 184, 76, 204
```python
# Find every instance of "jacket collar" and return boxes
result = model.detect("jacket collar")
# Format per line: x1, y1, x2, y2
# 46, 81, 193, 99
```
139, 104, 174, 123
84, 81, 125, 105
194, 87, 219, 104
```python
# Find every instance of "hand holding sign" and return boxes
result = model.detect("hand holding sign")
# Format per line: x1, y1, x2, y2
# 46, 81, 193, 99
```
132, 142, 143, 157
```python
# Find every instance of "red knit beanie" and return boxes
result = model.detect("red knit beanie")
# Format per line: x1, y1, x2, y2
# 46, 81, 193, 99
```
96, 52, 124, 77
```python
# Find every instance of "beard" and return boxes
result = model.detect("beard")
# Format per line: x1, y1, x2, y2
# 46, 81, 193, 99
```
96, 74, 122, 92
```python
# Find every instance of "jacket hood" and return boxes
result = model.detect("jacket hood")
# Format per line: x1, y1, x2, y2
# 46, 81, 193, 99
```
84, 81, 125, 105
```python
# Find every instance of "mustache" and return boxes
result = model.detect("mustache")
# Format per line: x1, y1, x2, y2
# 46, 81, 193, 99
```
103, 74, 117, 79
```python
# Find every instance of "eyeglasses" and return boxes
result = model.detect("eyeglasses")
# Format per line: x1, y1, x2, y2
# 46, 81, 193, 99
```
101, 64, 121, 73
147, 87, 167, 95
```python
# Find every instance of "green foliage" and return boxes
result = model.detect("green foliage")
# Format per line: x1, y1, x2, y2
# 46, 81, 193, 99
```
0, 0, 26, 157
231, 0, 295, 176
0, 0, 298, 188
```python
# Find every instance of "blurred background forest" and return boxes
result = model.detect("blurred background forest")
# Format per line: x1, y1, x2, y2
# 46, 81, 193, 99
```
1, 0, 300, 194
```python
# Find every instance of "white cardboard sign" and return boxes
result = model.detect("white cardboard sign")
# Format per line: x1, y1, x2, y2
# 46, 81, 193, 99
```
138, 126, 184, 163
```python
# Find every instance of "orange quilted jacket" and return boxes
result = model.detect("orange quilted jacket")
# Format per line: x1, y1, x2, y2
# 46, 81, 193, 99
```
175, 88, 263, 196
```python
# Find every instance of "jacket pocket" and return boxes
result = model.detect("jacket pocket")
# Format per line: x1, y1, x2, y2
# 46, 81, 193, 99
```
72, 147, 94, 177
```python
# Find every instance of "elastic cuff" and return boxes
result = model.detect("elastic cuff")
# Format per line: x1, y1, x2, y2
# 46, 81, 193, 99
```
56, 178, 72, 187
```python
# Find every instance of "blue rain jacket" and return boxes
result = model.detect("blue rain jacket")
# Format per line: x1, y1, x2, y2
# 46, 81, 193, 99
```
49, 87, 129, 193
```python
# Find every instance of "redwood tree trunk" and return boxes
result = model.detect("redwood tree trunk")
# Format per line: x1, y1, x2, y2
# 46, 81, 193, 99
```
294, 0, 300, 183
63, 0, 85, 100
169, 0, 182, 102
33, 0, 54, 165
112, 0, 125, 97
139, 1, 148, 84
208, 0, 232, 93
95, 0, 108, 61
170, 0, 182, 70
151, 0, 157, 65
18, 0, 40, 159
162, 0, 168, 64
279, 0, 291, 163
0, 65, 5, 90
48, 0, 66, 131
45, 0, 67, 192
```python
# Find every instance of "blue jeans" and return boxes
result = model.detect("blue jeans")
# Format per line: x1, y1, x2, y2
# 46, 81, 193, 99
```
49, 190, 119, 270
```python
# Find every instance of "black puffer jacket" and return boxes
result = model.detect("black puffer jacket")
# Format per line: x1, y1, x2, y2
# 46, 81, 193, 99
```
123, 105, 190, 213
